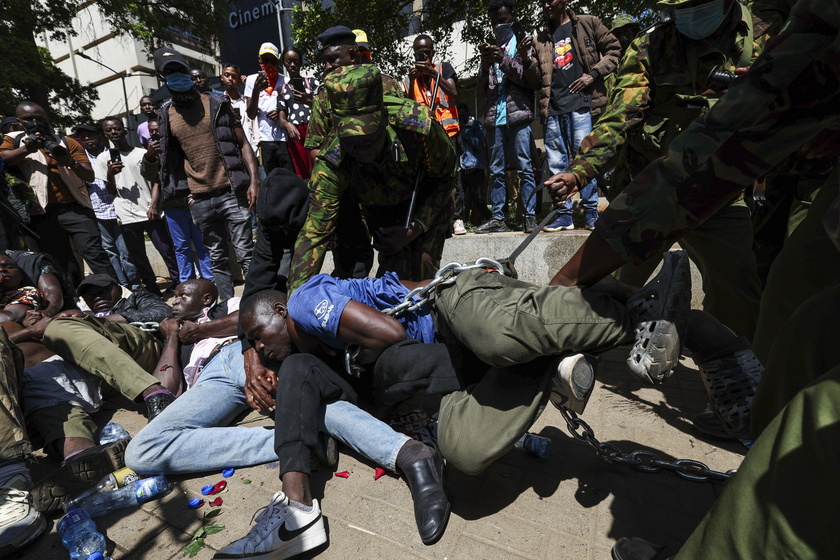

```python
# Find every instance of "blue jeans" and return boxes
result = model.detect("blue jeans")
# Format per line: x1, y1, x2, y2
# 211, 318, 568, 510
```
97, 219, 139, 289
189, 190, 254, 300
488, 123, 536, 221
545, 110, 599, 215
125, 342, 410, 474
165, 208, 214, 282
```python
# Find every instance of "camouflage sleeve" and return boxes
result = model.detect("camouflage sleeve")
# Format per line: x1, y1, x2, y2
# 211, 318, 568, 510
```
414, 119, 457, 229
599, 0, 840, 265
288, 155, 346, 292
382, 75, 406, 98
568, 35, 653, 186
304, 89, 330, 151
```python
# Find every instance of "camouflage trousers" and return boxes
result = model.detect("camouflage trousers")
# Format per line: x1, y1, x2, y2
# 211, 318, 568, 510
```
0, 329, 31, 464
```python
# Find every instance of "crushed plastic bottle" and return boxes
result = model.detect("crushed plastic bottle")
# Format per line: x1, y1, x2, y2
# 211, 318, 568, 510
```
514, 433, 551, 459
63, 467, 139, 512
74, 475, 172, 518
58, 507, 106, 559
98, 422, 130, 445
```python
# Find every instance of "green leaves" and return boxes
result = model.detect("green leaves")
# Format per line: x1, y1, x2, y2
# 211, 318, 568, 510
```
181, 510, 225, 557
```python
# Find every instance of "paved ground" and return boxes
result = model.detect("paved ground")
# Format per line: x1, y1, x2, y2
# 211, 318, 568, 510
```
16, 347, 745, 560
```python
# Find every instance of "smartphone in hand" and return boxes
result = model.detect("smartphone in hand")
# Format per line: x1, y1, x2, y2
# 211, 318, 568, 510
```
414, 51, 427, 63
290, 77, 306, 92
108, 148, 121, 163
511, 20, 526, 43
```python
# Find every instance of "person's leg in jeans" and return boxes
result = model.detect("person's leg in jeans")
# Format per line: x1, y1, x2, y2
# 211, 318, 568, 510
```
96, 219, 132, 287
191, 196, 235, 300
164, 210, 195, 282
512, 122, 537, 220
222, 190, 255, 278
144, 218, 180, 281
55, 204, 116, 278
546, 113, 575, 217
487, 125, 509, 222
570, 108, 599, 224
119, 221, 160, 293
190, 216, 215, 280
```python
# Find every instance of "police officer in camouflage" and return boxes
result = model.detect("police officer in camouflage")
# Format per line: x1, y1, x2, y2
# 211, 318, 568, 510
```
544, 0, 764, 339
304, 26, 407, 280
289, 64, 456, 291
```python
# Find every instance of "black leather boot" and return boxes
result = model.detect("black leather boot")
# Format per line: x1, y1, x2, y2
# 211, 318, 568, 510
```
401, 447, 450, 545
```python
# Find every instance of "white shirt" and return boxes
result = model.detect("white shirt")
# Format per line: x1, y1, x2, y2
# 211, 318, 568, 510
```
243, 74, 288, 142
93, 147, 154, 225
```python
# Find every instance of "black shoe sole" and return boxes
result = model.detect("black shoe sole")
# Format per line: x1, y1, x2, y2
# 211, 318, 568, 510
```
32, 438, 129, 513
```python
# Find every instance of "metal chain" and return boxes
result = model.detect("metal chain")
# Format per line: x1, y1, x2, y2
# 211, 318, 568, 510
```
128, 321, 159, 332
555, 403, 737, 483
343, 258, 505, 376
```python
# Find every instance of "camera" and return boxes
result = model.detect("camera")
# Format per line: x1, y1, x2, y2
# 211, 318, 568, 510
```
706, 65, 735, 93
414, 51, 427, 63
22, 120, 67, 158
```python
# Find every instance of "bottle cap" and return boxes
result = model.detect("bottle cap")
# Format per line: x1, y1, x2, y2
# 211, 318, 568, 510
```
200, 484, 215, 495
222, 468, 235, 477
188, 497, 205, 509
87, 553, 105, 560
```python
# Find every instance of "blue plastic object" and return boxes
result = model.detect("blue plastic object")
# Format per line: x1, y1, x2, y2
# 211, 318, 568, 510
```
200, 484, 215, 495
58, 508, 106, 559
222, 468, 235, 478
188, 497, 204, 509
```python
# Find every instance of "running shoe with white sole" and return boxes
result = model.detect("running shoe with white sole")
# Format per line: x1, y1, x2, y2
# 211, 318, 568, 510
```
214, 491, 327, 559
0, 485, 46, 556
625, 250, 691, 384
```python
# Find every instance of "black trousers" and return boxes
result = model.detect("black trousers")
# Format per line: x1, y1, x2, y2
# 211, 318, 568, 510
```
274, 354, 356, 477
260, 141, 295, 175
28, 203, 115, 286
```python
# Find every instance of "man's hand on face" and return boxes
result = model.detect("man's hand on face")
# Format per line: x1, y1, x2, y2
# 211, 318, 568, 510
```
244, 347, 277, 413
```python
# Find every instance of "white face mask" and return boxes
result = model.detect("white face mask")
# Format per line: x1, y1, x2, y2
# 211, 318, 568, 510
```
674, 0, 727, 40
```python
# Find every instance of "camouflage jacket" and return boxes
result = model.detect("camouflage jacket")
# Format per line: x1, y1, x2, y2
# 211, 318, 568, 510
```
289, 96, 457, 291
568, 2, 764, 190
304, 72, 405, 151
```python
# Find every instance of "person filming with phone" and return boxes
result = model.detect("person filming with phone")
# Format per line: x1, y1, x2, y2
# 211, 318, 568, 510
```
277, 47, 320, 179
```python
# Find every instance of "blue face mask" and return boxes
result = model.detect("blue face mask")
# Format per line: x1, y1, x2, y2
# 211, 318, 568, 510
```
165, 72, 195, 93
674, 0, 727, 40
494, 23, 514, 46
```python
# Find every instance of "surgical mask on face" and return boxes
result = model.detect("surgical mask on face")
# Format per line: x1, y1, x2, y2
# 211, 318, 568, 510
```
674, 0, 727, 40
165, 72, 195, 93
494, 23, 514, 46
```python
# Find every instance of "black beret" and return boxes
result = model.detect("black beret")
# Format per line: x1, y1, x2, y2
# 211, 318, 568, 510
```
316, 26, 358, 52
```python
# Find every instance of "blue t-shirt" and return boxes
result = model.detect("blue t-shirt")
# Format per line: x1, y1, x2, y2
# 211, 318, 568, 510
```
287, 272, 435, 349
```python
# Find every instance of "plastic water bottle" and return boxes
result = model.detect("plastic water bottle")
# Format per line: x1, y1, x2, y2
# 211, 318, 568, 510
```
57, 508, 106, 559
515, 433, 551, 459
63, 467, 139, 512
98, 422, 130, 445
75, 475, 172, 518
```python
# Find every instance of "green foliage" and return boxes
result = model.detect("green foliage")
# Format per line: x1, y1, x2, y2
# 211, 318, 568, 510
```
0, 0, 225, 126
291, 0, 661, 77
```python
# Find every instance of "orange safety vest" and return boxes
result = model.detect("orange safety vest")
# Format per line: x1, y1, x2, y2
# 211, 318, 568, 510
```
405, 65, 460, 137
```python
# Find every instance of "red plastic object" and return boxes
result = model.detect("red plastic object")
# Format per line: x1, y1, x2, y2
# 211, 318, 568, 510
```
210, 497, 224, 507
208, 480, 227, 495
374, 467, 387, 480
334, 471, 350, 479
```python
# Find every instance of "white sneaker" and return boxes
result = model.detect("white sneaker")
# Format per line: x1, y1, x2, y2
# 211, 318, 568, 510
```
214, 491, 326, 559
453, 219, 467, 235
0, 486, 46, 556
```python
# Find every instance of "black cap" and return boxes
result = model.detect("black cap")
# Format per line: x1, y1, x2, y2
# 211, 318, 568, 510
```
77, 274, 118, 294
153, 46, 189, 74
256, 168, 309, 233
74, 123, 100, 135
316, 26, 358, 52
0, 117, 20, 135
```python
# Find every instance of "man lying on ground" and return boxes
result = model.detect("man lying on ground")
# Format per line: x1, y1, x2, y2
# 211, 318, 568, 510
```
12, 277, 237, 512
240, 250, 762, 481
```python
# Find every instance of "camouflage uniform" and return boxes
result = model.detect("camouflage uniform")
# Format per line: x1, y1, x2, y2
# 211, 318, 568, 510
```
568, 2, 765, 338
304, 73, 405, 152
289, 65, 456, 292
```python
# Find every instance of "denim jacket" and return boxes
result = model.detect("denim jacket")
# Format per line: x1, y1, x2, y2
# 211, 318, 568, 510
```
459, 117, 486, 171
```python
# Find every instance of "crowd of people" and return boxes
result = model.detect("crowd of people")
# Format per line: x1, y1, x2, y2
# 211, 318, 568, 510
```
0, 0, 837, 558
